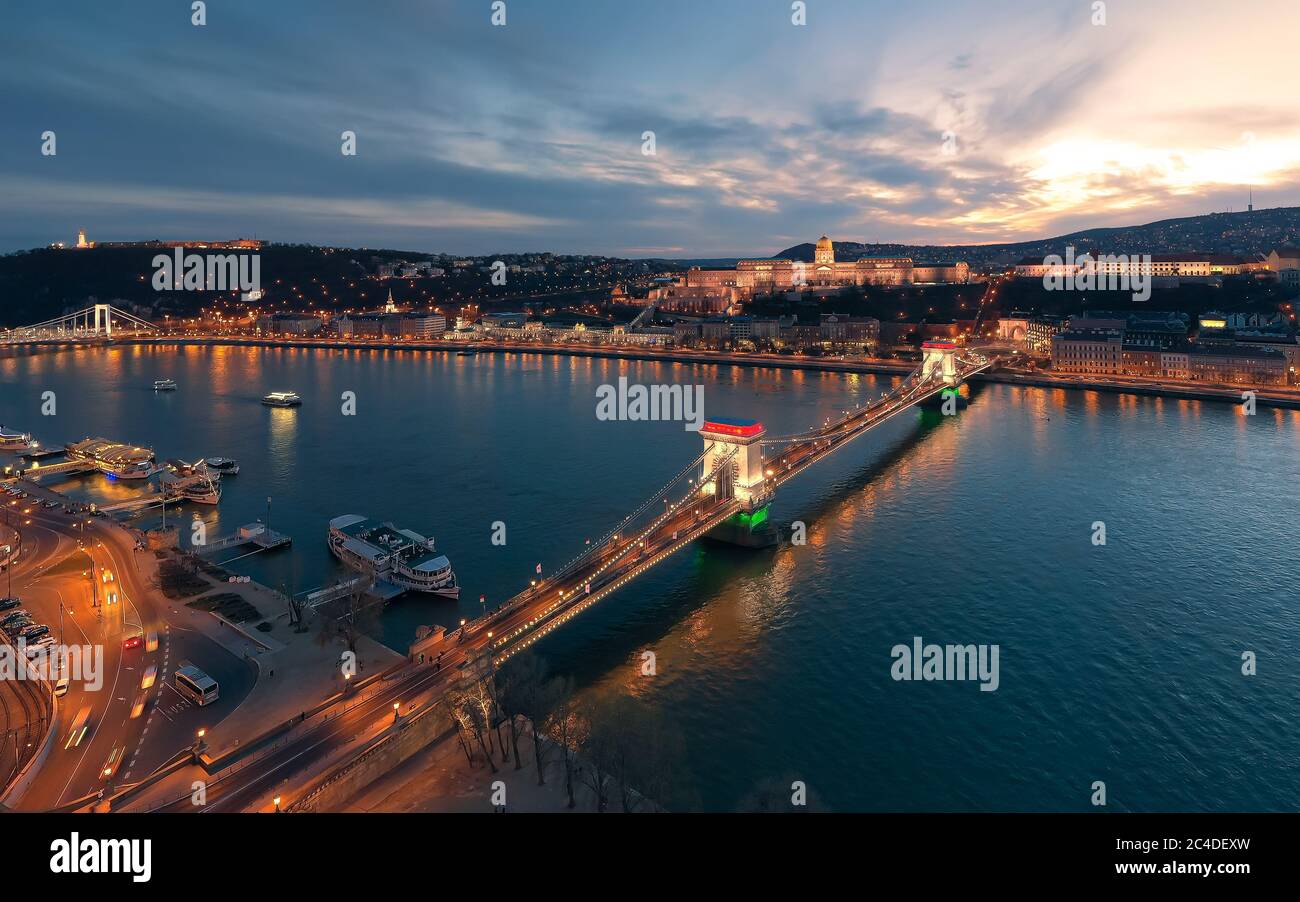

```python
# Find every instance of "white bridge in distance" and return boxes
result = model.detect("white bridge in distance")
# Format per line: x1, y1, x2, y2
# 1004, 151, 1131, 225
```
0, 303, 159, 344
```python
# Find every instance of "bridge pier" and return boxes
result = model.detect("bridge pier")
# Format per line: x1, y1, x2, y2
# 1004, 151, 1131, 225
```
706, 504, 779, 548
699, 418, 779, 548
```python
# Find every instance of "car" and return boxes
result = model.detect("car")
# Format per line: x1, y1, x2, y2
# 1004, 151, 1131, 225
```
65, 705, 92, 749
105, 591, 118, 605
25, 636, 57, 657
42, 500, 58, 509
54, 675, 70, 697
0, 597, 21, 611
145, 630, 159, 652
130, 692, 147, 719
140, 664, 157, 689
19, 624, 49, 641
101, 570, 114, 583
100, 746, 124, 780
122, 634, 143, 650
1, 613, 32, 629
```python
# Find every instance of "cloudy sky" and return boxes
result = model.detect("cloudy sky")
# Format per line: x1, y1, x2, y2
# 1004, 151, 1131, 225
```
3, 0, 1299, 257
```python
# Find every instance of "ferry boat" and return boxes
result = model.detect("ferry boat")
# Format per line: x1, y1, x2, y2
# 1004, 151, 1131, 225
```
153, 379, 178, 391
65, 437, 158, 480
262, 391, 302, 407
159, 469, 221, 505
327, 514, 460, 598
0, 427, 35, 451
201, 457, 240, 476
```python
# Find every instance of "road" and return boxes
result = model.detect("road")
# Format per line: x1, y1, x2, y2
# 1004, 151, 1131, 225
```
0, 479, 256, 810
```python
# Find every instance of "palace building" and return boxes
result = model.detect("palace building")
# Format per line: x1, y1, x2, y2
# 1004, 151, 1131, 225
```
681, 235, 968, 298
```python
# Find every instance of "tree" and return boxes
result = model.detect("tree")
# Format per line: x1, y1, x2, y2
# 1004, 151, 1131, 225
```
511, 654, 558, 785
576, 695, 683, 813
543, 676, 580, 809
495, 652, 548, 774
314, 577, 380, 659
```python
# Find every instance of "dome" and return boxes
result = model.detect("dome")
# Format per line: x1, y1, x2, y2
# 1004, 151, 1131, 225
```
814, 234, 835, 265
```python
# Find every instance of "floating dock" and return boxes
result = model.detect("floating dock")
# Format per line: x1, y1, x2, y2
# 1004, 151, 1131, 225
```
198, 522, 292, 557
300, 576, 404, 610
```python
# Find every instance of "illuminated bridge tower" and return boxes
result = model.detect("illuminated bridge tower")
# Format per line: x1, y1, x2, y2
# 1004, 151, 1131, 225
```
921, 340, 959, 385
919, 340, 968, 409
700, 418, 778, 548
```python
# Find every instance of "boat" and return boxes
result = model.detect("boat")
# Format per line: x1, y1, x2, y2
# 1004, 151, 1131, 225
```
327, 514, 460, 598
153, 379, 178, 391
0, 427, 35, 452
201, 457, 240, 476
262, 391, 302, 407
159, 470, 221, 505
456, 348, 477, 357
65, 437, 158, 480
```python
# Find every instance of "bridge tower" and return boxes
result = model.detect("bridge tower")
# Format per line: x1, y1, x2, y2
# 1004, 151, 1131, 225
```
93, 303, 112, 337
700, 418, 778, 547
920, 341, 959, 385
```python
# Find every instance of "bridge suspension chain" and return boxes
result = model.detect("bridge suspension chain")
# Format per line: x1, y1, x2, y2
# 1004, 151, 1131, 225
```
546, 447, 712, 582
575, 446, 740, 585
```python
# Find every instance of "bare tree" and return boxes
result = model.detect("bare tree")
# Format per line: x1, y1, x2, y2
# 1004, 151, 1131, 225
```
575, 695, 681, 813
574, 696, 612, 812
508, 653, 556, 785
543, 676, 580, 809
446, 680, 497, 774
495, 652, 547, 772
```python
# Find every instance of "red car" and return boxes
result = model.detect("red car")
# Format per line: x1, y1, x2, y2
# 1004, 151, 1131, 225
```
122, 634, 143, 650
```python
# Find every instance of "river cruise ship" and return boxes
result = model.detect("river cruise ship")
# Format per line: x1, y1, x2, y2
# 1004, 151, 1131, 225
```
327, 514, 459, 598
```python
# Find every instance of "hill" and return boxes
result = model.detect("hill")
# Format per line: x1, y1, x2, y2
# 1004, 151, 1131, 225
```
775, 207, 1300, 266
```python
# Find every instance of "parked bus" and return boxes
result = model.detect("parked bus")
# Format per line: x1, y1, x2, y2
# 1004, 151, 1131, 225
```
174, 664, 219, 706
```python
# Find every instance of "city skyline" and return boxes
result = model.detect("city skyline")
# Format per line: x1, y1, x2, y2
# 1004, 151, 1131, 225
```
4, 0, 1300, 257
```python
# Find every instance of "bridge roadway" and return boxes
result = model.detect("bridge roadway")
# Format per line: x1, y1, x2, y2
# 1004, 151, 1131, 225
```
137, 348, 1001, 812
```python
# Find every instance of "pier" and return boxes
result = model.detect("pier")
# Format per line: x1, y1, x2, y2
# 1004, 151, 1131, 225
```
198, 522, 293, 558
97, 494, 185, 515
15, 459, 98, 482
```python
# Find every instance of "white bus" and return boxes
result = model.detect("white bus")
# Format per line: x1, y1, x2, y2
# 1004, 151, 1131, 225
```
175, 664, 219, 706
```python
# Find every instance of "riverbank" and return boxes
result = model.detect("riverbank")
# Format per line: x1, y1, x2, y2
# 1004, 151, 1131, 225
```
130, 335, 1300, 410
340, 719, 653, 813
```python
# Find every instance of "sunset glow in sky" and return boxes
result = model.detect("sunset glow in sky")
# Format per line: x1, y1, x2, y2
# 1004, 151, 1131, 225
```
3, 0, 1298, 256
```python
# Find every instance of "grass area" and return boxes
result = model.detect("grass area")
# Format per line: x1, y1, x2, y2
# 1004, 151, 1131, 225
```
40, 549, 95, 580
186, 592, 261, 623
158, 559, 210, 598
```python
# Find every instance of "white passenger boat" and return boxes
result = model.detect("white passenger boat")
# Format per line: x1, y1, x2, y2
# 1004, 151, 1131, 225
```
261, 391, 302, 407
327, 514, 459, 598
0, 427, 35, 451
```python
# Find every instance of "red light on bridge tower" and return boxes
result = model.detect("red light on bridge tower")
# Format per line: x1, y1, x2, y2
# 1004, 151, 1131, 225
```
700, 418, 765, 439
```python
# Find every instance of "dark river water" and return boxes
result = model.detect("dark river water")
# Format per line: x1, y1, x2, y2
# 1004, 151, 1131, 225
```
2, 343, 1298, 811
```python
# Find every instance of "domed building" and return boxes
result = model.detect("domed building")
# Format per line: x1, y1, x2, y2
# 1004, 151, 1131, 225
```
814, 234, 835, 265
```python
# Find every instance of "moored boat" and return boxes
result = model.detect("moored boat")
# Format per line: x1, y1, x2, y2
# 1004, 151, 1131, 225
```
327, 514, 459, 598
